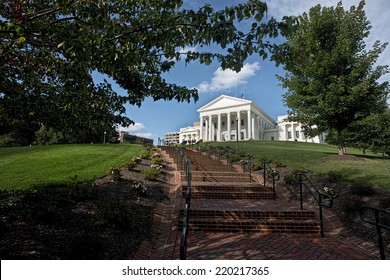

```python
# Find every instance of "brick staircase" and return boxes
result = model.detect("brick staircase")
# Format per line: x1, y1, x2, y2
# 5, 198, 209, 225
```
161, 147, 321, 235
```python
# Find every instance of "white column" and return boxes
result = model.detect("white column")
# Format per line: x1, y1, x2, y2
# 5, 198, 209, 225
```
227, 112, 231, 141
252, 114, 255, 140
209, 115, 213, 142
200, 116, 203, 141
247, 110, 252, 139
291, 123, 295, 141
217, 114, 221, 141
205, 118, 209, 141
237, 111, 241, 140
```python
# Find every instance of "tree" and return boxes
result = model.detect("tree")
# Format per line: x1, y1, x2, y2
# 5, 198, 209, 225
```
344, 109, 390, 156
277, 1, 389, 155
1, 0, 289, 144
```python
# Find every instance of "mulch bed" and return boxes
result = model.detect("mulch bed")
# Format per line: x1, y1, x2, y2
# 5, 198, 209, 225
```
0, 159, 167, 260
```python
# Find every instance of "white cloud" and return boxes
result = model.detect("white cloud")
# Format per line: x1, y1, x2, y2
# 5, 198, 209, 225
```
119, 122, 154, 139
196, 62, 260, 93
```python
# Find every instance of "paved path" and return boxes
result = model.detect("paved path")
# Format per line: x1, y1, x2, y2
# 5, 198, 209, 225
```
133, 148, 383, 260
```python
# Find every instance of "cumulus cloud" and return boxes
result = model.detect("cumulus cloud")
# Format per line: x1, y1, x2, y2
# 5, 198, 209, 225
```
196, 62, 260, 93
119, 122, 154, 139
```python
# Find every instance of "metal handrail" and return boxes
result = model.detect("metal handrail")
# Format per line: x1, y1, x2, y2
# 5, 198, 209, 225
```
180, 158, 191, 260
180, 203, 189, 260
295, 173, 333, 238
263, 161, 279, 200
359, 205, 390, 260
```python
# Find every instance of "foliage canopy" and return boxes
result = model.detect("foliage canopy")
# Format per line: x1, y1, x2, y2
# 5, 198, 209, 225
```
277, 0, 389, 155
0, 0, 290, 145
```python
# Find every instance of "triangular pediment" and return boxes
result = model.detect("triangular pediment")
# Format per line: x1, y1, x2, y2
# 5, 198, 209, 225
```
197, 95, 251, 112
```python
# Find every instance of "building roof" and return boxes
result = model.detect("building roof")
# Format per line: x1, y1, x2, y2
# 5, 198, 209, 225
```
197, 95, 251, 112
197, 94, 276, 125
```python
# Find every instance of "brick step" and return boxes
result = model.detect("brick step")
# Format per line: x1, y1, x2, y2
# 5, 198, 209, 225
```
188, 176, 253, 183
181, 182, 272, 192
181, 171, 243, 176
186, 191, 275, 199
180, 209, 317, 220
178, 218, 320, 234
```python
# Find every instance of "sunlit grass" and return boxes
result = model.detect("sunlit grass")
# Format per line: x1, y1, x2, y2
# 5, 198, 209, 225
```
0, 144, 141, 190
209, 141, 390, 189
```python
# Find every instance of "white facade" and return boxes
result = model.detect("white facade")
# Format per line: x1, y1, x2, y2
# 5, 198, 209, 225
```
165, 95, 325, 144
179, 122, 201, 144
276, 115, 326, 143
198, 95, 276, 142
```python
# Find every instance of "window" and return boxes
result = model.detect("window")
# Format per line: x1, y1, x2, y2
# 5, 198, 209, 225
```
295, 131, 300, 139
222, 121, 225, 127
288, 131, 292, 139
241, 120, 244, 126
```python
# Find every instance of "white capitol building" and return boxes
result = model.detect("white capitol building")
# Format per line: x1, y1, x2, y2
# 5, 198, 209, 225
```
165, 95, 325, 145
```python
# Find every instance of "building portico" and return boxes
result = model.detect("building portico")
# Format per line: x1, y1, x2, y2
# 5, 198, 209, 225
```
198, 95, 276, 142
165, 95, 326, 145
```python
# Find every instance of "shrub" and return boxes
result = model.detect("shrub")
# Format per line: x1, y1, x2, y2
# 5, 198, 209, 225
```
284, 170, 301, 186
142, 167, 161, 181
126, 161, 137, 170
132, 156, 142, 163
139, 147, 153, 159
108, 167, 121, 181
273, 160, 286, 167
151, 152, 161, 158
151, 157, 164, 165
35, 125, 65, 145
252, 159, 266, 171
321, 187, 339, 198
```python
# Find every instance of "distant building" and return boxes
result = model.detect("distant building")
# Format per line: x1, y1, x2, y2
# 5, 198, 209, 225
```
118, 131, 153, 145
165, 95, 326, 144
165, 131, 180, 145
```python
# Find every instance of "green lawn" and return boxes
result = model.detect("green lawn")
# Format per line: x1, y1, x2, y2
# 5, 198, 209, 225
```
209, 141, 390, 189
0, 144, 141, 190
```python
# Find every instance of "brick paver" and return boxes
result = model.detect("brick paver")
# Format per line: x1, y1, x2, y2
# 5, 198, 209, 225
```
133, 147, 384, 260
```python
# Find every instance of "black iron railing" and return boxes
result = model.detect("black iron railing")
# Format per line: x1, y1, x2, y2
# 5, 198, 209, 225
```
263, 161, 280, 200
166, 144, 192, 259
295, 173, 333, 238
359, 205, 390, 260
180, 157, 191, 260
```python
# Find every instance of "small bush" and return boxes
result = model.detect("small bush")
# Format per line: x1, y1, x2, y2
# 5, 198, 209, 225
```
151, 152, 161, 158
284, 169, 302, 186
273, 160, 286, 167
139, 147, 153, 159
151, 157, 164, 165
142, 167, 161, 181
252, 160, 263, 171
126, 161, 138, 170
132, 156, 142, 163
321, 187, 339, 198
108, 167, 121, 181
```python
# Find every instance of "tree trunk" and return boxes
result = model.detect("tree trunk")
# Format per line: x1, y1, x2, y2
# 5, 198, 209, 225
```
337, 129, 346, 155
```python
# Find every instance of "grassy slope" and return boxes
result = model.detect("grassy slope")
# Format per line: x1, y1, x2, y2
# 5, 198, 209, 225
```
0, 144, 141, 190
211, 141, 390, 189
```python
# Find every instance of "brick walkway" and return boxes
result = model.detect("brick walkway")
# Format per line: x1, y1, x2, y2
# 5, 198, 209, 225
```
133, 147, 383, 260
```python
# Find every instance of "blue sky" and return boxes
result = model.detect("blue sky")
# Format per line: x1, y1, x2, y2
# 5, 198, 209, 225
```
116, 0, 390, 143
